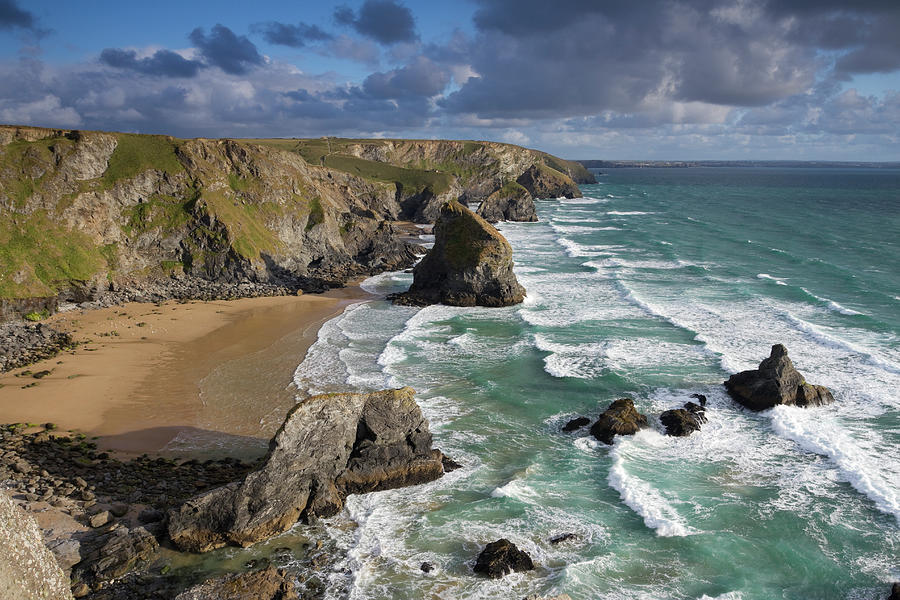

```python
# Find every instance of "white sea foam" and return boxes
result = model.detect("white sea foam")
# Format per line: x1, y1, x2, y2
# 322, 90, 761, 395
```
608, 432, 697, 537
800, 287, 862, 316
769, 406, 900, 525
782, 311, 900, 376
757, 273, 788, 285
606, 210, 654, 215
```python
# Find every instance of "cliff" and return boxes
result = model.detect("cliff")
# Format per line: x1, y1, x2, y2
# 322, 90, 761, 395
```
0, 125, 585, 318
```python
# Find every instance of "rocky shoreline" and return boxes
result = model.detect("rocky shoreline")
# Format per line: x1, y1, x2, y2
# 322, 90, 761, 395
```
1, 385, 451, 599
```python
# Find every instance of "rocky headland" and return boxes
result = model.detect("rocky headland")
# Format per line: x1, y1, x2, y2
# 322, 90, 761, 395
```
390, 200, 526, 307
168, 387, 445, 553
725, 344, 834, 410
0, 126, 587, 326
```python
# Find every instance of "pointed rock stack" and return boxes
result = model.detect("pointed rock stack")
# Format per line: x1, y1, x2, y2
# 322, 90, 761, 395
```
724, 344, 834, 410
391, 200, 526, 307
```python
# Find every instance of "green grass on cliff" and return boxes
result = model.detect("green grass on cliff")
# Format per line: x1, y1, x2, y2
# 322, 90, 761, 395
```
0, 211, 105, 298
323, 154, 452, 195
200, 190, 285, 259
102, 134, 184, 189
0, 137, 73, 208
498, 180, 528, 198
439, 201, 501, 270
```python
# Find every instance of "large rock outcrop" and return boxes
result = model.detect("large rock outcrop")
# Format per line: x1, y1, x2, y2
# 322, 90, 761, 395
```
724, 344, 834, 410
168, 387, 445, 553
0, 491, 73, 600
475, 182, 537, 223
590, 398, 648, 444
516, 164, 581, 199
391, 200, 526, 307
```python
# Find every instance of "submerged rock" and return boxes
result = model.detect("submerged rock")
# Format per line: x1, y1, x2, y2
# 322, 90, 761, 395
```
168, 387, 445, 552
476, 182, 537, 223
473, 538, 535, 579
589, 398, 648, 445
724, 344, 834, 410
888, 582, 900, 600
562, 416, 590, 432
390, 200, 526, 307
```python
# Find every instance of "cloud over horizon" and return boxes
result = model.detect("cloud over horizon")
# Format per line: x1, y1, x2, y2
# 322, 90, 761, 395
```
0, 0, 898, 160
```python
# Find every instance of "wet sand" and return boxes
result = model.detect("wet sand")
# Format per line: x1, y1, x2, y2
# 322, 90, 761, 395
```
0, 287, 369, 456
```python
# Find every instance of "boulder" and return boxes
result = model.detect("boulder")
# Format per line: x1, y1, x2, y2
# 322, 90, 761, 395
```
589, 399, 648, 444
888, 582, 900, 600
659, 408, 703, 437
473, 539, 534, 579
169, 387, 445, 552
390, 200, 526, 307
0, 491, 73, 600
476, 182, 537, 223
516, 164, 581, 199
174, 567, 298, 600
562, 416, 590, 432
724, 344, 834, 410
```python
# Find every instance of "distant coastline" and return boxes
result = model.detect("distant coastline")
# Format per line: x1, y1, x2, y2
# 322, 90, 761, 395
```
577, 159, 900, 169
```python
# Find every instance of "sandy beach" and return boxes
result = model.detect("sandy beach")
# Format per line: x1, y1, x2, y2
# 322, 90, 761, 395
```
0, 287, 369, 456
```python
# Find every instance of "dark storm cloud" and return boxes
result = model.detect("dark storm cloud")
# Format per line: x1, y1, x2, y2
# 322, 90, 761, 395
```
439, 0, 900, 120
362, 57, 448, 99
0, 0, 37, 31
254, 21, 333, 48
334, 0, 417, 45
99, 48, 204, 78
189, 24, 264, 75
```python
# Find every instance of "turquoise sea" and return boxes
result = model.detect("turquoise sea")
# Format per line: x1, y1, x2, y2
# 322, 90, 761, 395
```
293, 168, 900, 600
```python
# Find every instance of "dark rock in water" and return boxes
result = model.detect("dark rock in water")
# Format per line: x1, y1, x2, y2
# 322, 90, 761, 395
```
683, 402, 707, 420
562, 416, 590, 432
549, 533, 579, 545
724, 344, 834, 410
420, 562, 434, 573
473, 538, 535, 579
516, 164, 581, 199
174, 567, 298, 600
589, 399, 648, 445
888, 582, 900, 600
441, 454, 463, 472
660, 408, 704, 437
390, 200, 526, 307
476, 182, 537, 223
168, 387, 444, 552
690, 393, 707, 406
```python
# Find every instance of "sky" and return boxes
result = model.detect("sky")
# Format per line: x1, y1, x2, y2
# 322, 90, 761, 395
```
1, 0, 899, 161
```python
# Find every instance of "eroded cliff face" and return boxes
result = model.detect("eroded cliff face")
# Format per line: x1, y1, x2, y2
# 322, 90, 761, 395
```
0, 126, 584, 315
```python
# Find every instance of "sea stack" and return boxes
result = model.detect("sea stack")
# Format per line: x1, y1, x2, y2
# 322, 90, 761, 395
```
391, 199, 526, 307
724, 344, 834, 410
168, 387, 445, 553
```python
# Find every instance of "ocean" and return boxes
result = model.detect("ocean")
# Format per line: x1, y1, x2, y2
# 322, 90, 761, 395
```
292, 167, 900, 600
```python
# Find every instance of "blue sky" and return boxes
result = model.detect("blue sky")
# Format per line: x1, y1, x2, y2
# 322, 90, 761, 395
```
1, 0, 899, 160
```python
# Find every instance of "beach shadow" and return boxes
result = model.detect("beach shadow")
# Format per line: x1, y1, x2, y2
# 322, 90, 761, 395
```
98, 426, 269, 461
